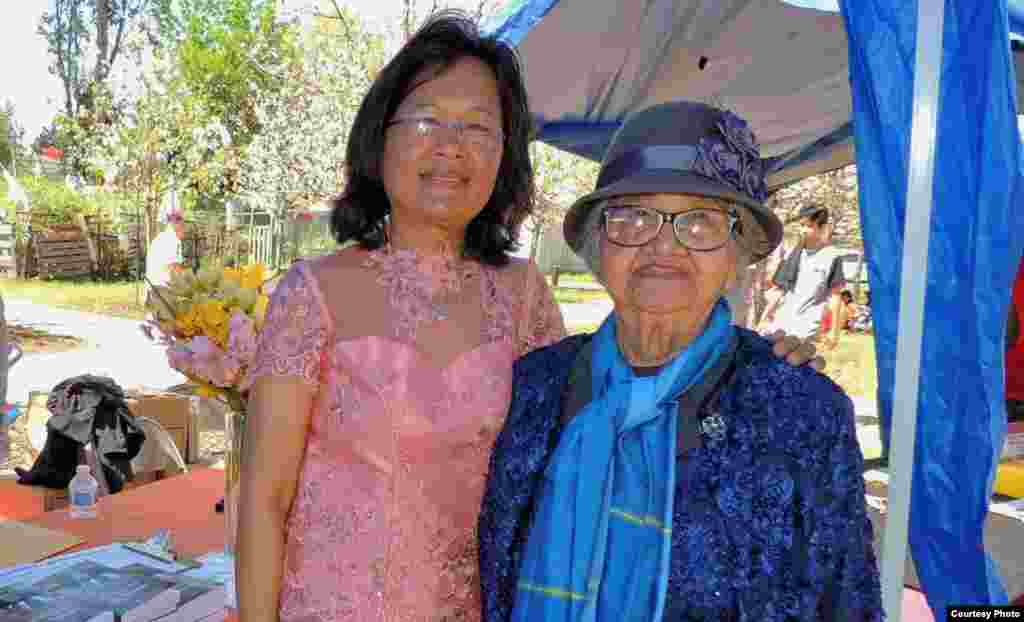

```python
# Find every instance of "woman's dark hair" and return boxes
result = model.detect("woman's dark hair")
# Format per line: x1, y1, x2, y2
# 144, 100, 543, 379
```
841, 289, 854, 304
330, 10, 535, 266
808, 207, 830, 227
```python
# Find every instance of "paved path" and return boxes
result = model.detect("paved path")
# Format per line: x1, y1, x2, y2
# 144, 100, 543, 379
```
4, 296, 877, 415
560, 299, 614, 328
4, 298, 617, 405
5, 300, 187, 404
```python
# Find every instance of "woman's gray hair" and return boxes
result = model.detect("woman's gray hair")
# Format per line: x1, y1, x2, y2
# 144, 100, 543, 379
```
574, 197, 755, 283
577, 200, 607, 282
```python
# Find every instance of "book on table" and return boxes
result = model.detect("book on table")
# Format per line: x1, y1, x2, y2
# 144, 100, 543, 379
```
0, 560, 224, 622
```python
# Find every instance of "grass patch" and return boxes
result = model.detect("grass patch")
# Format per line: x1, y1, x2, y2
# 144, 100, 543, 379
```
553, 288, 610, 305
820, 332, 877, 399
562, 322, 878, 401
566, 322, 600, 336
1, 278, 146, 319
548, 272, 597, 285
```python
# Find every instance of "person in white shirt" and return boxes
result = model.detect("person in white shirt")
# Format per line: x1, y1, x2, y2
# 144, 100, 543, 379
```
760, 205, 846, 346
144, 207, 186, 319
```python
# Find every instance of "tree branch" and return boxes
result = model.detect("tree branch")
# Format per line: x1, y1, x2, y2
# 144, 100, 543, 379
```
106, 2, 132, 78
328, 0, 355, 42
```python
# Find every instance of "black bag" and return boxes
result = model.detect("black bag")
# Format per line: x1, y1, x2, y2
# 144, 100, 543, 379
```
771, 240, 804, 293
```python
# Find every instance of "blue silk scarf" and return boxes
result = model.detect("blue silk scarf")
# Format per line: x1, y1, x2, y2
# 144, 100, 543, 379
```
510, 301, 734, 622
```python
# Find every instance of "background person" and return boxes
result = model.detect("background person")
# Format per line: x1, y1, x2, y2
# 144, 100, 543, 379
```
144, 206, 186, 306
821, 288, 858, 336
761, 204, 846, 348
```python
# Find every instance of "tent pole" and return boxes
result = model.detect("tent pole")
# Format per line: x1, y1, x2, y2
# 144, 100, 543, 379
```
881, 0, 944, 619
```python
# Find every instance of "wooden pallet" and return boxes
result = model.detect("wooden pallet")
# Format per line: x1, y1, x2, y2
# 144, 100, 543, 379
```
33, 236, 93, 278
0, 223, 14, 278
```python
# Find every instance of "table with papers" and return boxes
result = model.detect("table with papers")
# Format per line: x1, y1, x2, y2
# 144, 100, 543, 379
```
0, 468, 235, 621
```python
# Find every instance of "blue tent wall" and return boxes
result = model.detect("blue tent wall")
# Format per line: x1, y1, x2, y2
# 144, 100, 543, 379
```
840, 0, 1023, 609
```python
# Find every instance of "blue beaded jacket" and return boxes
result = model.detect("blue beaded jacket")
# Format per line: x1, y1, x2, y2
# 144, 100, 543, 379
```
478, 329, 883, 622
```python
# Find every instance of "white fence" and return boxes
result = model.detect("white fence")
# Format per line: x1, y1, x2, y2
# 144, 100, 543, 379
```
248, 223, 277, 266
532, 224, 587, 275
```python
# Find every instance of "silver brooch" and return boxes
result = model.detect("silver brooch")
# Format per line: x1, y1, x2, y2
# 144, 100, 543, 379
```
700, 413, 727, 441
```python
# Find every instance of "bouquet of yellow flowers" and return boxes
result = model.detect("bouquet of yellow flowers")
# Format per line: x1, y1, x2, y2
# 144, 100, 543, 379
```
144, 263, 271, 413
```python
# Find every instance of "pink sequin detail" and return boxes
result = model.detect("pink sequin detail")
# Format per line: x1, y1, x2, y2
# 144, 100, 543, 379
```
363, 248, 482, 340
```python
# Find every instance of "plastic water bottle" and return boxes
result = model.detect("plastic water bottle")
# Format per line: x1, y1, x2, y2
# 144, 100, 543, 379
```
68, 465, 99, 519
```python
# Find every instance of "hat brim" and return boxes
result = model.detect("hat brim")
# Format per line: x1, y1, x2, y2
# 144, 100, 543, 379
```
563, 170, 783, 263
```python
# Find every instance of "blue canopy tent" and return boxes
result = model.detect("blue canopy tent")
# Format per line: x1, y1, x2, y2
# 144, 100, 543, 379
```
484, 1, 1024, 618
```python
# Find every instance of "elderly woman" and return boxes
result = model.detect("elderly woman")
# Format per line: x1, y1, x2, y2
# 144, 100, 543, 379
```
237, 12, 821, 620
479, 102, 881, 622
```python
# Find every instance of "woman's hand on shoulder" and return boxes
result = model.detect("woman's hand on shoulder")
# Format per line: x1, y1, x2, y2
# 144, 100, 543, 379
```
765, 330, 826, 372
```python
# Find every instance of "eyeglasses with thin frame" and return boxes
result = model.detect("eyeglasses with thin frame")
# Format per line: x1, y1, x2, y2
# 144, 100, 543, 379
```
602, 205, 740, 251
387, 116, 504, 151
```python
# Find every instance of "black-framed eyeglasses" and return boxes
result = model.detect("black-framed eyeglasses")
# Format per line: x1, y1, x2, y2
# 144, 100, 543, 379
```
602, 205, 740, 251
387, 116, 504, 151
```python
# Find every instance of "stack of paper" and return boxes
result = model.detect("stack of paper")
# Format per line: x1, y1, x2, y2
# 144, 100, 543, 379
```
0, 546, 225, 622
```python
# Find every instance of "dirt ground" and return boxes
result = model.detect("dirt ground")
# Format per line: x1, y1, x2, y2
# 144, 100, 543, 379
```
8, 324, 86, 354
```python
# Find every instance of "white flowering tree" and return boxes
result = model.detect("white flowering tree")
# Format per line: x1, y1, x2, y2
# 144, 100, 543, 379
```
525, 142, 599, 265
238, 9, 384, 216
233, 7, 384, 265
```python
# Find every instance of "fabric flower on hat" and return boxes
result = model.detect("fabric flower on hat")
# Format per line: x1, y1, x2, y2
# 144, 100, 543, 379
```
740, 159, 768, 203
694, 141, 741, 188
717, 112, 760, 160
694, 111, 769, 203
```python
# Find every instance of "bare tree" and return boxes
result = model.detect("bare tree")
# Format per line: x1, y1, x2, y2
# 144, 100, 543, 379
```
39, 0, 146, 118
471, 0, 502, 22
399, 0, 501, 40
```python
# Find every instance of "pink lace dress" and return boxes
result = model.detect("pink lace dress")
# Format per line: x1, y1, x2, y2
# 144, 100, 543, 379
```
244, 249, 565, 622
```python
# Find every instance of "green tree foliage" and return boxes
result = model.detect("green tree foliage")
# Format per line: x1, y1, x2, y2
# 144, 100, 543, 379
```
0, 174, 133, 226
147, 0, 277, 49
175, 3, 299, 148
0, 102, 25, 172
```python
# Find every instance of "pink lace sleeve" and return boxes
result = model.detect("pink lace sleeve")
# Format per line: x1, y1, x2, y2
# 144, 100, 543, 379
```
242, 263, 329, 391
516, 260, 567, 357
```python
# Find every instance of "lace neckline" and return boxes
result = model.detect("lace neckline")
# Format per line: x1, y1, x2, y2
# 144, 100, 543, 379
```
363, 244, 485, 340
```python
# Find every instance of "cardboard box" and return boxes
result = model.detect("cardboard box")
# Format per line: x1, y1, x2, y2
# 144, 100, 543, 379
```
125, 390, 198, 466
15, 390, 197, 512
